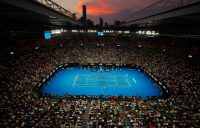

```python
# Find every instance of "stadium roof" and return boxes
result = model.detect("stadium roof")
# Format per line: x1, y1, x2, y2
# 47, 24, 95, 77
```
0, 0, 82, 31
120, 1, 200, 35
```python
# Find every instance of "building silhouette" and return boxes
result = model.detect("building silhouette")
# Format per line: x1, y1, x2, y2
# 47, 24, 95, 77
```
82, 5, 87, 26
99, 17, 104, 30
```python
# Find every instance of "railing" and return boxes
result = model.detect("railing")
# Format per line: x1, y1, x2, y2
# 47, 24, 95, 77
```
127, 0, 200, 21
32, 0, 76, 19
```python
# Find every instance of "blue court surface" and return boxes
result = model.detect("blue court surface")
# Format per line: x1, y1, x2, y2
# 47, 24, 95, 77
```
41, 67, 161, 98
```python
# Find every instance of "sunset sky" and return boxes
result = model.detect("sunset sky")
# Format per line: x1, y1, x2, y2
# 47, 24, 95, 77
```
52, 0, 157, 24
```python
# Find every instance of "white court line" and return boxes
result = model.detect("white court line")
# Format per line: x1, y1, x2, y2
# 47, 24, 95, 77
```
74, 85, 130, 88
73, 85, 101, 87
87, 79, 116, 81
78, 74, 118, 81
133, 78, 137, 83
87, 80, 116, 81
72, 74, 78, 87
73, 74, 131, 88
73, 85, 132, 88
113, 76, 118, 86
78, 74, 125, 77
114, 76, 130, 88
124, 75, 131, 88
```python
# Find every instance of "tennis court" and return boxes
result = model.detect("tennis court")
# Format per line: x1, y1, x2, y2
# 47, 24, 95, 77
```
73, 74, 131, 87
41, 67, 161, 98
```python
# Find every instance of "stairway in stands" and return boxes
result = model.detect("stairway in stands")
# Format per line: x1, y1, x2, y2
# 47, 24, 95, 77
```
81, 101, 91, 127
117, 101, 131, 126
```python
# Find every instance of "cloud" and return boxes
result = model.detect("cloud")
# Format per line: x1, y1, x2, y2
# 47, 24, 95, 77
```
88, 9, 132, 24
77, 0, 116, 15
76, 0, 157, 24
77, 0, 156, 15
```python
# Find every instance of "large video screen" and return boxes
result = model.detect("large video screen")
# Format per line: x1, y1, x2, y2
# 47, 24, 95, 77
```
44, 31, 51, 40
98, 31, 104, 36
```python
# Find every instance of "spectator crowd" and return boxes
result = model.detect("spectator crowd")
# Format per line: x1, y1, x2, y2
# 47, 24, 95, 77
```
0, 36, 199, 127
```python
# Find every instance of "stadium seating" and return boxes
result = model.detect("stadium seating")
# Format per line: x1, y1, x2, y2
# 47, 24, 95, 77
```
0, 36, 199, 127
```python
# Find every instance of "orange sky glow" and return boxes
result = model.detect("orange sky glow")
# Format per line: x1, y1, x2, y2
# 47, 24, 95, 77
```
77, 0, 117, 15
